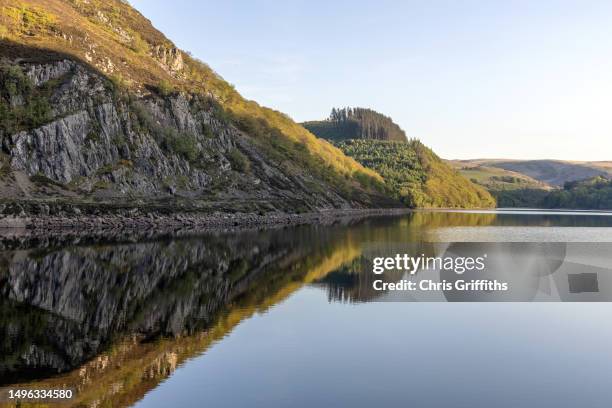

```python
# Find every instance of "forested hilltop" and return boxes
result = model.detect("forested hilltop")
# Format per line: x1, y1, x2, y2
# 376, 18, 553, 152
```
304, 108, 495, 208
302, 107, 407, 142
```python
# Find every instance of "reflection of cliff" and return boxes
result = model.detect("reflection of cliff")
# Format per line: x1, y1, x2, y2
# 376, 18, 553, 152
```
0, 225, 362, 407
0, 210, 511, 407
1, 238, 259, 383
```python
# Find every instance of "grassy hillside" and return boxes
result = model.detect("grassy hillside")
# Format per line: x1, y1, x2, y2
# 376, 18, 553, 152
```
449, 160, 612, 209
448, 161, 553, 207
456, 159, 612, 186
302, 107, 407, 143
337, 140, 495, 208
0, 0, 385, 199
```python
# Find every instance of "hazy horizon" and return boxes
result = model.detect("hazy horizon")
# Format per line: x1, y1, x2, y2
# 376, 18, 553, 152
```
131, 0, 612, 161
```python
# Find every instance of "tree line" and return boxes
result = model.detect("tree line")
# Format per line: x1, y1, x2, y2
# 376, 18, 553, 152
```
303, 107, 407, 143
541, 176, 612, 210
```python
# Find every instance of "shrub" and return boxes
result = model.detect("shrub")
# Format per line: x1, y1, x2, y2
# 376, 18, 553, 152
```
5, 5, 57, 35
130, 32, 149, 55
200, 123, 214, 138
0, 63, 52, 135
30, 173, 64, 187
166, 132, 199, 163
0, 161, 11, 180
227, 148, 250, 173
157, 79, 174, 96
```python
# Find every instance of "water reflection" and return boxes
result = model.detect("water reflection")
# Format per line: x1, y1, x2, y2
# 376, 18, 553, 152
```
0, 222, 370, 406
0, 210, 611, 407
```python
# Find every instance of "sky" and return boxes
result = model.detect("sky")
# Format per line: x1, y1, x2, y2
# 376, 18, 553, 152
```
130, 0, 612, 161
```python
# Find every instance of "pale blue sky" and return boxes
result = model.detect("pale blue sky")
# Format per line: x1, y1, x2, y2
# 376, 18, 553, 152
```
131, 0, 612, 160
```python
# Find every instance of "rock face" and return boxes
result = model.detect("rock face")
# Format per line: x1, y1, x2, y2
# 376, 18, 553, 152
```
153, 45, 184, 73
24, 59, 75, 86
1, 58, 368, 212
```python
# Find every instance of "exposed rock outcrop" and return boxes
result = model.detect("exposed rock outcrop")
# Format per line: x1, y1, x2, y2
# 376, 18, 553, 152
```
1, 58, 376, 212
153, 45, 184, 73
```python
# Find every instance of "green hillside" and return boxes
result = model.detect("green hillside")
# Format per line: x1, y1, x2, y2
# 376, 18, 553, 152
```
336, 140, 495, 208
303, 108, 495, 208
541, 176, 612, 210
448, 161, 553, 207
449, 160, 612, 209
302, 107, 407, 143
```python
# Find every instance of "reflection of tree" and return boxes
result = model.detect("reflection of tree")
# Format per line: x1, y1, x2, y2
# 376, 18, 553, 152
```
407, 211, 497, 228
316, 242, 437, 303
315, 257, 405, 303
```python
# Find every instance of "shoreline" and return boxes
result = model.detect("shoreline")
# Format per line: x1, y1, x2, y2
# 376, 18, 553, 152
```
0, 207, 414, 230
0, 207, 413, 249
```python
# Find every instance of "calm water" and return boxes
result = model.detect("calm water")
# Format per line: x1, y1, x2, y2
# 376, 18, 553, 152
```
1, 210, 612, 407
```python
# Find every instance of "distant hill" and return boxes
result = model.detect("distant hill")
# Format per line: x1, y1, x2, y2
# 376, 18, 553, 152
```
454, 159, 612, 186
302, 107, 407, 143
334, 140, 495, 208
447, 161, 553, 207
449, 160, 612, 209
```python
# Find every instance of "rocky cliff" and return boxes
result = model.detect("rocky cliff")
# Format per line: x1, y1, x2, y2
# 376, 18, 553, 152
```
0, 55, 394, 215
0, 0, 395, 219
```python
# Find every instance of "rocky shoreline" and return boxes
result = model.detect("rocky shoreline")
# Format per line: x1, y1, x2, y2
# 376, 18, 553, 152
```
0, 205, 412, 249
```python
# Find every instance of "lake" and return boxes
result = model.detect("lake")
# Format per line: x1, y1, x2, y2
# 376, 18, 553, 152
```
1, 210, 612, 407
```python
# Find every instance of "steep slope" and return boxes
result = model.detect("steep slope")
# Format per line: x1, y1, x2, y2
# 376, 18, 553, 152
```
302, 107, 407, 142
457, 159, 612, 186
332, 140, 495, 208
0, 0, 393, 214
304, 108, 495, 208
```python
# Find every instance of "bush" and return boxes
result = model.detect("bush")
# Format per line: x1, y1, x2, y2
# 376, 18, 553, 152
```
165, 131, 199, 163
0, 63, 52, 135
130, 32, 149, 54
227, 148, 250, 172
157, 80, 174, 96
30, 173, 64, 187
